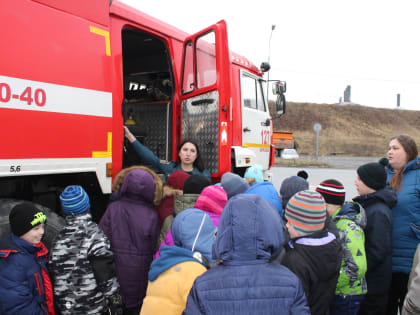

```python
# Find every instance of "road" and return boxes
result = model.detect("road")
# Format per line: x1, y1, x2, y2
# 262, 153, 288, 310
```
271, 167, 357, 200
271, 166, 360, 202
270, 156, 382, 201
299, 155, 380, 169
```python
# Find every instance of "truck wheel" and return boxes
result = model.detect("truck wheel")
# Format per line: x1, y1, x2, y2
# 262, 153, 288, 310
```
0, 199, 65, 251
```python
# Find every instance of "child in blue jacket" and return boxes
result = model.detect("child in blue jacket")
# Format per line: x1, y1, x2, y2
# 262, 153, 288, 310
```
0, 202, 54, 315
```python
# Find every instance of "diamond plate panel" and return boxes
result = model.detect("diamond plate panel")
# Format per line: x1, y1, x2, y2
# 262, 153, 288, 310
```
123, 102, 171, 161
182, 91, 219, 174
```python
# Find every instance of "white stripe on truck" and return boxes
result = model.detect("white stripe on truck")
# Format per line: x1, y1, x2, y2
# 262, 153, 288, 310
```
0, 75, 112, 117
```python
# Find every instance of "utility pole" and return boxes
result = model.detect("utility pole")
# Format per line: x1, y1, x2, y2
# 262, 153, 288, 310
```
266, 25, 276, 103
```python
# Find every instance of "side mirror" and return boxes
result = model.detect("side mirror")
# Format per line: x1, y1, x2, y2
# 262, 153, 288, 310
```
272, 81, 286, 95
276, 94, 286, 115
260, 62, 271, 72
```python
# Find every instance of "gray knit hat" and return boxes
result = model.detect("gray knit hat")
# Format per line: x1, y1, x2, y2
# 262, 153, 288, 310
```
221, 172, 249, 199
280, 176, 309, 209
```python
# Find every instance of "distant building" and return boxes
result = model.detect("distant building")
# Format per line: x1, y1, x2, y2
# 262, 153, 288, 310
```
344, 85, 351, 103
339, 85, 352, 105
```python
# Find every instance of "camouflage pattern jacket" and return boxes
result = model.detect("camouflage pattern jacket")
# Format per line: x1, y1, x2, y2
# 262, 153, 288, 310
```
48, 213, 119, 315
331, 202, 367, 296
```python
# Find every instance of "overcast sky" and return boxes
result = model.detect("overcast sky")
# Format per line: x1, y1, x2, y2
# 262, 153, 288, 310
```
120, 0, 419, 110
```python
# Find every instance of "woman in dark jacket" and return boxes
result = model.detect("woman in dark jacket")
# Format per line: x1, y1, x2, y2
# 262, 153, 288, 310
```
183, 194, 310, 315
353, 162, 397, 315
99, 168, 161, 314
384, 135, 420, 315
124, 126, 211, 180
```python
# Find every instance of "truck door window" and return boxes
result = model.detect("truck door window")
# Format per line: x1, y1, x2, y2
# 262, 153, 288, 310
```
256, 80, 266, 112
242, 75, 257, 109
182, 32, 217, 94
196, 31, 216, 89
182, 41, 194, 94
242, 74, 265, 111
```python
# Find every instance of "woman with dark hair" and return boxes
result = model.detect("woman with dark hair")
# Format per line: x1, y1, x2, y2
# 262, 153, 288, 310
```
124, 126, 210, 180
385, 134, 420, 315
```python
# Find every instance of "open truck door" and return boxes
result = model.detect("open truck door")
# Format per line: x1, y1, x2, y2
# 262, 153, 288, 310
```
179, 21, 231, 180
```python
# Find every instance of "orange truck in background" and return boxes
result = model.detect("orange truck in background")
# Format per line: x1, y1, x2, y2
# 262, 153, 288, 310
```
273, 131, 294, 156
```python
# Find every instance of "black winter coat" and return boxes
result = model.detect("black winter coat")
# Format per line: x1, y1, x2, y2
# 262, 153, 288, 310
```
353, 186, 397, 294
281, 230, 342, 315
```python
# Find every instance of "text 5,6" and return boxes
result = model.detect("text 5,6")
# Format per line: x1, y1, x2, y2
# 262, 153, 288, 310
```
0, 82, 46, 107
10, 165, 22, 173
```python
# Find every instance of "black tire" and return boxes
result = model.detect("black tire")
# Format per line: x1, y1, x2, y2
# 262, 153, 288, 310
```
0, 199, 65, 251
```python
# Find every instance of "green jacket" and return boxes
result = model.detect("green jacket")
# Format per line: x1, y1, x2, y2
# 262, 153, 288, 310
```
331, 202, 367, 296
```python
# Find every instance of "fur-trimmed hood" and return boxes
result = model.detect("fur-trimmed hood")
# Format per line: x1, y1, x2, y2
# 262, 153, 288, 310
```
112, 165, 163, 206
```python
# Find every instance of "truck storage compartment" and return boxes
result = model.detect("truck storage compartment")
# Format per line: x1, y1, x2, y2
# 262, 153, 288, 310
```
123, 101, 172, 167
121, 28, 174, 171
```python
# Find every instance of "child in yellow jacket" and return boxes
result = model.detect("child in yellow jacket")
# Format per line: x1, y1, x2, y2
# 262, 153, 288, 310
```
140, 208, 215, 315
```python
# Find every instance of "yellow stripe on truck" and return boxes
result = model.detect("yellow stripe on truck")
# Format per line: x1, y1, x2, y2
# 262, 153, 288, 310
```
92, 132, 112, 158
243, 143, 271, 148
90, 26, 111, 56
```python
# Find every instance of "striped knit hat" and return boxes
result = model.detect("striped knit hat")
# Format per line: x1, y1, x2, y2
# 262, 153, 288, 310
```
285, 190, 327, 236
316, 179, 346, 205
60, 185, 90, 215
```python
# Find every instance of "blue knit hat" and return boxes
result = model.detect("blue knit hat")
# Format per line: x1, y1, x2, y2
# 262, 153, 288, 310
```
244, 164, 264, 184
60, 185, 90, 215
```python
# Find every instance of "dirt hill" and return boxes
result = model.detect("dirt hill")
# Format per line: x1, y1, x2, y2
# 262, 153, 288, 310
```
269, 102, 420, 156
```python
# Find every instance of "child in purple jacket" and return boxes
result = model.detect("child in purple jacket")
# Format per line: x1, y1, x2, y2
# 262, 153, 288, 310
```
99, 168, 160, 315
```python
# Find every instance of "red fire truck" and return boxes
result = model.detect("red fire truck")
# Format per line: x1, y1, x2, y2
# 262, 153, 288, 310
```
0, 0, 286, 217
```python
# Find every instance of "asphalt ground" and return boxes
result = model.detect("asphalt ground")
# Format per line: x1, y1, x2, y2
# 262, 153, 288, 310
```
271, 156, 382, 201
299, 155, 381, 169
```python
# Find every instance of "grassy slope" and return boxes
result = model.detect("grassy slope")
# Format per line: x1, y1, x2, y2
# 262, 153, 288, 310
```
270, 102, 420, 156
